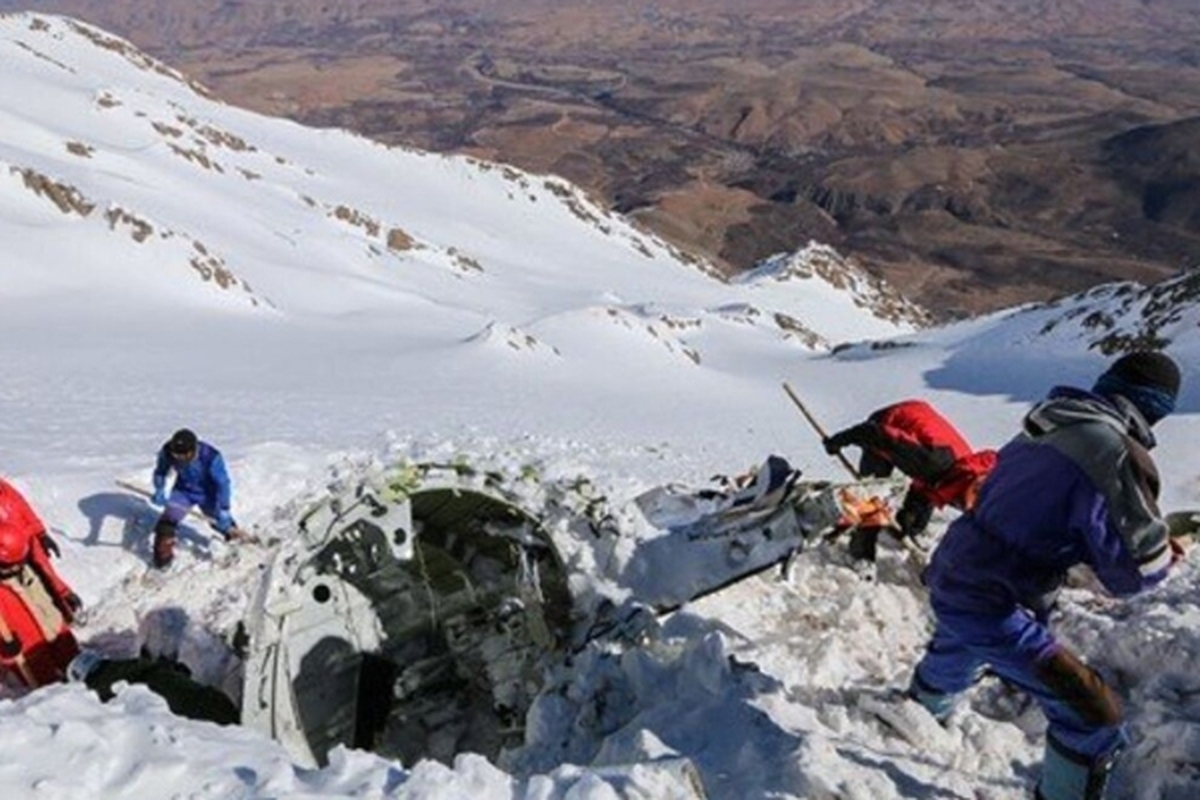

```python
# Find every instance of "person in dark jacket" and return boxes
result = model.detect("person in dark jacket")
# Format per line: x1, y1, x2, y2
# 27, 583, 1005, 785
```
824, 399, 997, 557
149, 429, 238, 569
908, 351, 1184, 800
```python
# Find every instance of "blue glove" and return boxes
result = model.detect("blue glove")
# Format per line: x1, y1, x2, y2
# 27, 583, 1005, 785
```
151, 488, 168, 507
214, 510, 234, 534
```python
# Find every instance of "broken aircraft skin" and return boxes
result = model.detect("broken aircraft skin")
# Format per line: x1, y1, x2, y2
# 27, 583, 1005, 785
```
239, 457, 899, 786
240, 460, 577, 771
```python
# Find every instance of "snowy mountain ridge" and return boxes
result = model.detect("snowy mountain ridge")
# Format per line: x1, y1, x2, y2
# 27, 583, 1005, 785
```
0, 12, 917, 355
1027, 268, 1200, 353
741, 242, 932, 333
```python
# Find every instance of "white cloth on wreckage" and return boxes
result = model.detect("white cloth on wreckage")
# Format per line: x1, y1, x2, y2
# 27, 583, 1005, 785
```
634, 455, 801, 530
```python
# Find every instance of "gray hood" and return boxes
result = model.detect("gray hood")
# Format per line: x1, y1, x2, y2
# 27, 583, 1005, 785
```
1024, 386, 1156, 450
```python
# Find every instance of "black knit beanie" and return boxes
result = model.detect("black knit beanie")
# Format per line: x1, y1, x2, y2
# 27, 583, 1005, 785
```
1092, 350, 1181, 425
1100, 351, 1181, 399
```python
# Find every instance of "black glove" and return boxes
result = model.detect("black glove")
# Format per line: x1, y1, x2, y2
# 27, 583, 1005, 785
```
61, 592, 83, 622
40, 532, 61, 558
823, 436, 843, 455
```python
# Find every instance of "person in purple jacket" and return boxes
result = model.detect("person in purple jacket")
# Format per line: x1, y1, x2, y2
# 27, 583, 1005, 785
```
907, 351, 1184, 800
148, 429, 238, 569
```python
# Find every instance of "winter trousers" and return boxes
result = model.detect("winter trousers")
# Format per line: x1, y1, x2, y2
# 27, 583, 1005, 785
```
160, 487, 221, 527
911, 606, 1126, 799
153, 488, 232, 568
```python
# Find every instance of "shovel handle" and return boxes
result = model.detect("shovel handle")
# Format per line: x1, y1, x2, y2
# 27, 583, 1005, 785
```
782, 382, 860, 480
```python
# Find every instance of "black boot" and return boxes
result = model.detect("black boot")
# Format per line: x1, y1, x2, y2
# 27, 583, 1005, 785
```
152, 519, 176, 569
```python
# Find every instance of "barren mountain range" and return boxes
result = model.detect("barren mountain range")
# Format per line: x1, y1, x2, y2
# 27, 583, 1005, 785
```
4, 0, 1200, 317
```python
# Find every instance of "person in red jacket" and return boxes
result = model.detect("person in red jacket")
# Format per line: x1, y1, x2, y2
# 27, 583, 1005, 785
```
823, 400, 997, 542
0, 478, 82, 688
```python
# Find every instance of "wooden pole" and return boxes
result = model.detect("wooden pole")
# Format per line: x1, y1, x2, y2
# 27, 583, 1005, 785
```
781, 382, 859, 479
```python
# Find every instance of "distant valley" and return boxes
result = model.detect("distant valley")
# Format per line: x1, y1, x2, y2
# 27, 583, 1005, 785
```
3, 0, 1199, 318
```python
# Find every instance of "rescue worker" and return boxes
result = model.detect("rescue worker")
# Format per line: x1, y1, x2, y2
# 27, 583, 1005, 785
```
908, 351, 1184, 800
823, 398, 997, 542
0, 478, 82, 687
149, 429, 239, 569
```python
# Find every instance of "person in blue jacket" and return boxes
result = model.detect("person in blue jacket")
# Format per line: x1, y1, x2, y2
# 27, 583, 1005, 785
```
907, 350, 1184, 800
149, 429, 238, 568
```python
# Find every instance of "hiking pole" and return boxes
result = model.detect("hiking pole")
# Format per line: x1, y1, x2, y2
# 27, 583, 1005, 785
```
781, 382, 859, 479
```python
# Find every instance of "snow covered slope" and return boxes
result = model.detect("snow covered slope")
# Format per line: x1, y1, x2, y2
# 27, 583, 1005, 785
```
0, 11, 933, 477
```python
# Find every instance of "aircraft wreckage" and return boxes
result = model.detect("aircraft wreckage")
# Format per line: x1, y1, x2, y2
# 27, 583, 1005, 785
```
237, 456, 899, 794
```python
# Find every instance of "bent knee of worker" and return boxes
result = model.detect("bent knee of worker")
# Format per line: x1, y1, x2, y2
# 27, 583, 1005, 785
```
1036, 648, 1123, 727
913, 650, 983, 697
158, 502, 190, 525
